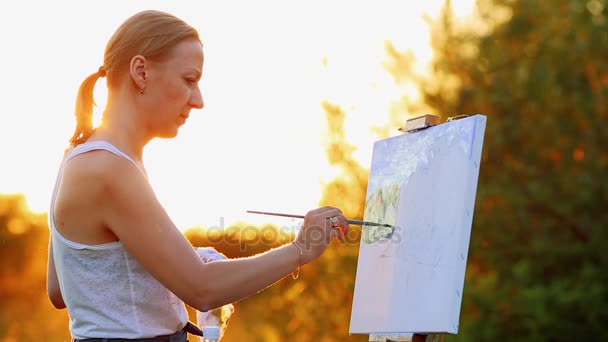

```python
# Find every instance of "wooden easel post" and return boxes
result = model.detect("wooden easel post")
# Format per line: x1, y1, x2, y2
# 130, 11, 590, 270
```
412, 334, 444, 342
368, 333, 444, 342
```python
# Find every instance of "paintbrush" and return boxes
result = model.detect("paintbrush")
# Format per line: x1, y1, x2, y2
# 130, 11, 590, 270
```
246, 210, 394, 228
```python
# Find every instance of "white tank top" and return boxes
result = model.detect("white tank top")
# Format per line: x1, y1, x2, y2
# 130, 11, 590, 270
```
50, 141, 188, 339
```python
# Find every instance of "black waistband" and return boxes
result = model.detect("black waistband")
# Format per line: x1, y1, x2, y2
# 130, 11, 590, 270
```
75, 322, 203, 342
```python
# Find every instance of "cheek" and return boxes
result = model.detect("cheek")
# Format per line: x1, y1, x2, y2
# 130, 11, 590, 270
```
150, 74, 179, 95
165, 83, 192, 107
146, 78, 190, 122
159, 79, 182, 100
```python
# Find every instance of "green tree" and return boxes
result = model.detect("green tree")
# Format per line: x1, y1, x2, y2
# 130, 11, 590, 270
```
386, 0, 608, 340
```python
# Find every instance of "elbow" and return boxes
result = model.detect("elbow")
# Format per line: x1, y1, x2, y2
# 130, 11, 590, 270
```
186, 264, 226, 312
47, 284, 66, 309
49, 295, 66, 309
189, 284, 222, 312
51, 298, 67, 310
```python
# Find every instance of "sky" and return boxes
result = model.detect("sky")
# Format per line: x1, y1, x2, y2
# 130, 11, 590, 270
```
0, 0, 475, 231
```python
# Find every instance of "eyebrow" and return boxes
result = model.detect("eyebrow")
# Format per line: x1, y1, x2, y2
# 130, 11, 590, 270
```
186, 68, 202, 79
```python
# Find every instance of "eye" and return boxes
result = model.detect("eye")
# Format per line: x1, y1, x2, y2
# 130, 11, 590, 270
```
185, 77, 197, 84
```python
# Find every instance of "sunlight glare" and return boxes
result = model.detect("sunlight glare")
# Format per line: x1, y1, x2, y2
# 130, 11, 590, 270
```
0, 1, 476, 230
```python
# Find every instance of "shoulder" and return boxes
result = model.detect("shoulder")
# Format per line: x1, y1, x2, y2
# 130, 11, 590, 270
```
62, 149, 145, 195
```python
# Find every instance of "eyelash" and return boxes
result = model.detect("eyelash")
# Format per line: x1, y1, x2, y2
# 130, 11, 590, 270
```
185, 77, 197, 84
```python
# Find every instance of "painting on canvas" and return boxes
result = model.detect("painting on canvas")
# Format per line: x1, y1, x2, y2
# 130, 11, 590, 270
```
349, 115, 486, 334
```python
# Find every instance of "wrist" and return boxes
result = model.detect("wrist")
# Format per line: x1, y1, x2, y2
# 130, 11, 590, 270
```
290, 242, 303, 279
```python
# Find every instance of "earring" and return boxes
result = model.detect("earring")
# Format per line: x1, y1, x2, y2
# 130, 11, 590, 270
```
140, 89, 144, 94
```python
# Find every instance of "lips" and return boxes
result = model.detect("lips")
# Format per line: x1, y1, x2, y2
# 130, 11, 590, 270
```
177, 114, 189, 125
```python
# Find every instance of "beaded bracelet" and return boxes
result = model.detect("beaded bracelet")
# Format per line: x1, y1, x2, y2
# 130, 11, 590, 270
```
291, 242, 303, 279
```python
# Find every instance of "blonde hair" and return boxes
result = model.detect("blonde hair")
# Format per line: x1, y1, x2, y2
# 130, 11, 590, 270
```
69, 10, 201, 146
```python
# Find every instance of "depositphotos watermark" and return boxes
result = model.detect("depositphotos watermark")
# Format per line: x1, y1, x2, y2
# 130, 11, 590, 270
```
193, 217, 403, 252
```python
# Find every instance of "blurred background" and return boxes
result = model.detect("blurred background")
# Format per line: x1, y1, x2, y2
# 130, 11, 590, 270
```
1, 0, 606, 341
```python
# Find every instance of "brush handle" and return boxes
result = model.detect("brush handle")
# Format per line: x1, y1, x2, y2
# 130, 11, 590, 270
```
246, 210, 393, 228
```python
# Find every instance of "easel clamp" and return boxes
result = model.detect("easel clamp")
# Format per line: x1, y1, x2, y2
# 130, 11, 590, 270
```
398, 114, 441, 133
398, 114, 471, 134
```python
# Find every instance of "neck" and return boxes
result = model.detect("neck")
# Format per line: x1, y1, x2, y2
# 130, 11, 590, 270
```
92, 91, 151, 162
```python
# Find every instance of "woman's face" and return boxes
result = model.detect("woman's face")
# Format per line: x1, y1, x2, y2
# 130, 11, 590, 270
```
143, 39, 204, 138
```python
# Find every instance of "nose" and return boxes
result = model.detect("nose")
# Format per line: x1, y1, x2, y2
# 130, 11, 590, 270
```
190, 86, 204, 109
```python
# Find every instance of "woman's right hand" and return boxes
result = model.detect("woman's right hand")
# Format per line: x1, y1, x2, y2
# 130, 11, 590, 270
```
293, 206, 350, 264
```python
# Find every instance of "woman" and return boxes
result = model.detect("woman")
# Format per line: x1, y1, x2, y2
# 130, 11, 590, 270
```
46, 10, 348, 341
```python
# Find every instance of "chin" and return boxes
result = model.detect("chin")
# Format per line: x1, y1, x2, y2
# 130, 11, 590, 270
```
157, 128, 180, 139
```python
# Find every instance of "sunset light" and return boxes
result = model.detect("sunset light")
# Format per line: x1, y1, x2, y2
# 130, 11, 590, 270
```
3, 1, 603, 341
0, 0, 475, 231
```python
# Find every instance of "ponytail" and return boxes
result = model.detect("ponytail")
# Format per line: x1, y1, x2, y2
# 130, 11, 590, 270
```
69, 68, 104, 147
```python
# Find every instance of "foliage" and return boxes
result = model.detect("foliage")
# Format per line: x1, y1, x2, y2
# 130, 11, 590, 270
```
0, 194, 70, 341
385, 0, 608, 340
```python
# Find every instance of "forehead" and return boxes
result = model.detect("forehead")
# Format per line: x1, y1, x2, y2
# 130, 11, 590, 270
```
161, 39, 204, 71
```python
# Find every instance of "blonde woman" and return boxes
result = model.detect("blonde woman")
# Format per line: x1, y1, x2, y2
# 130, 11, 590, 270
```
46, 10, 348, 341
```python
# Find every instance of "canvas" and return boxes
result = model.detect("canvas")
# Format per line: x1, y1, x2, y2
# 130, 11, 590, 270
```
349, 114, 486, 335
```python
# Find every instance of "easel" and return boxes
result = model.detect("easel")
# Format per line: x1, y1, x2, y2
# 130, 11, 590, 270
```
366, 114, 467, 342
368, 333, 444, 342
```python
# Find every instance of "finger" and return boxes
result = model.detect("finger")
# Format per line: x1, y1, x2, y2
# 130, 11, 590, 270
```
336, 215, 349, 230
325, 215, 347, 242
317, 206, 342, 218
327, 213, 348, 232
326, 215, 340, 231
327, 207, 344, 217
312, 206, 336, 216
335, 225, 346, 241
321, 209, 341, 223
333, 225, 345, 242
325, 223, 333, 244
337, 223, 348, 241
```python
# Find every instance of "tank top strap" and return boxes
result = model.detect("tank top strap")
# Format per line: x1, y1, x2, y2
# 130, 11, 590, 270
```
66, 140, 144, 174
49, 140, 145, 233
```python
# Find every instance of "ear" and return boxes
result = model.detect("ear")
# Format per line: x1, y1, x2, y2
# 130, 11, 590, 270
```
129, 55, 148, 91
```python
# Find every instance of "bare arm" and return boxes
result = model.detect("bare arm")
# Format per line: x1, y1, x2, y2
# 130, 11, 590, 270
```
99, 154, 348, 311
47, 240, 66, 309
